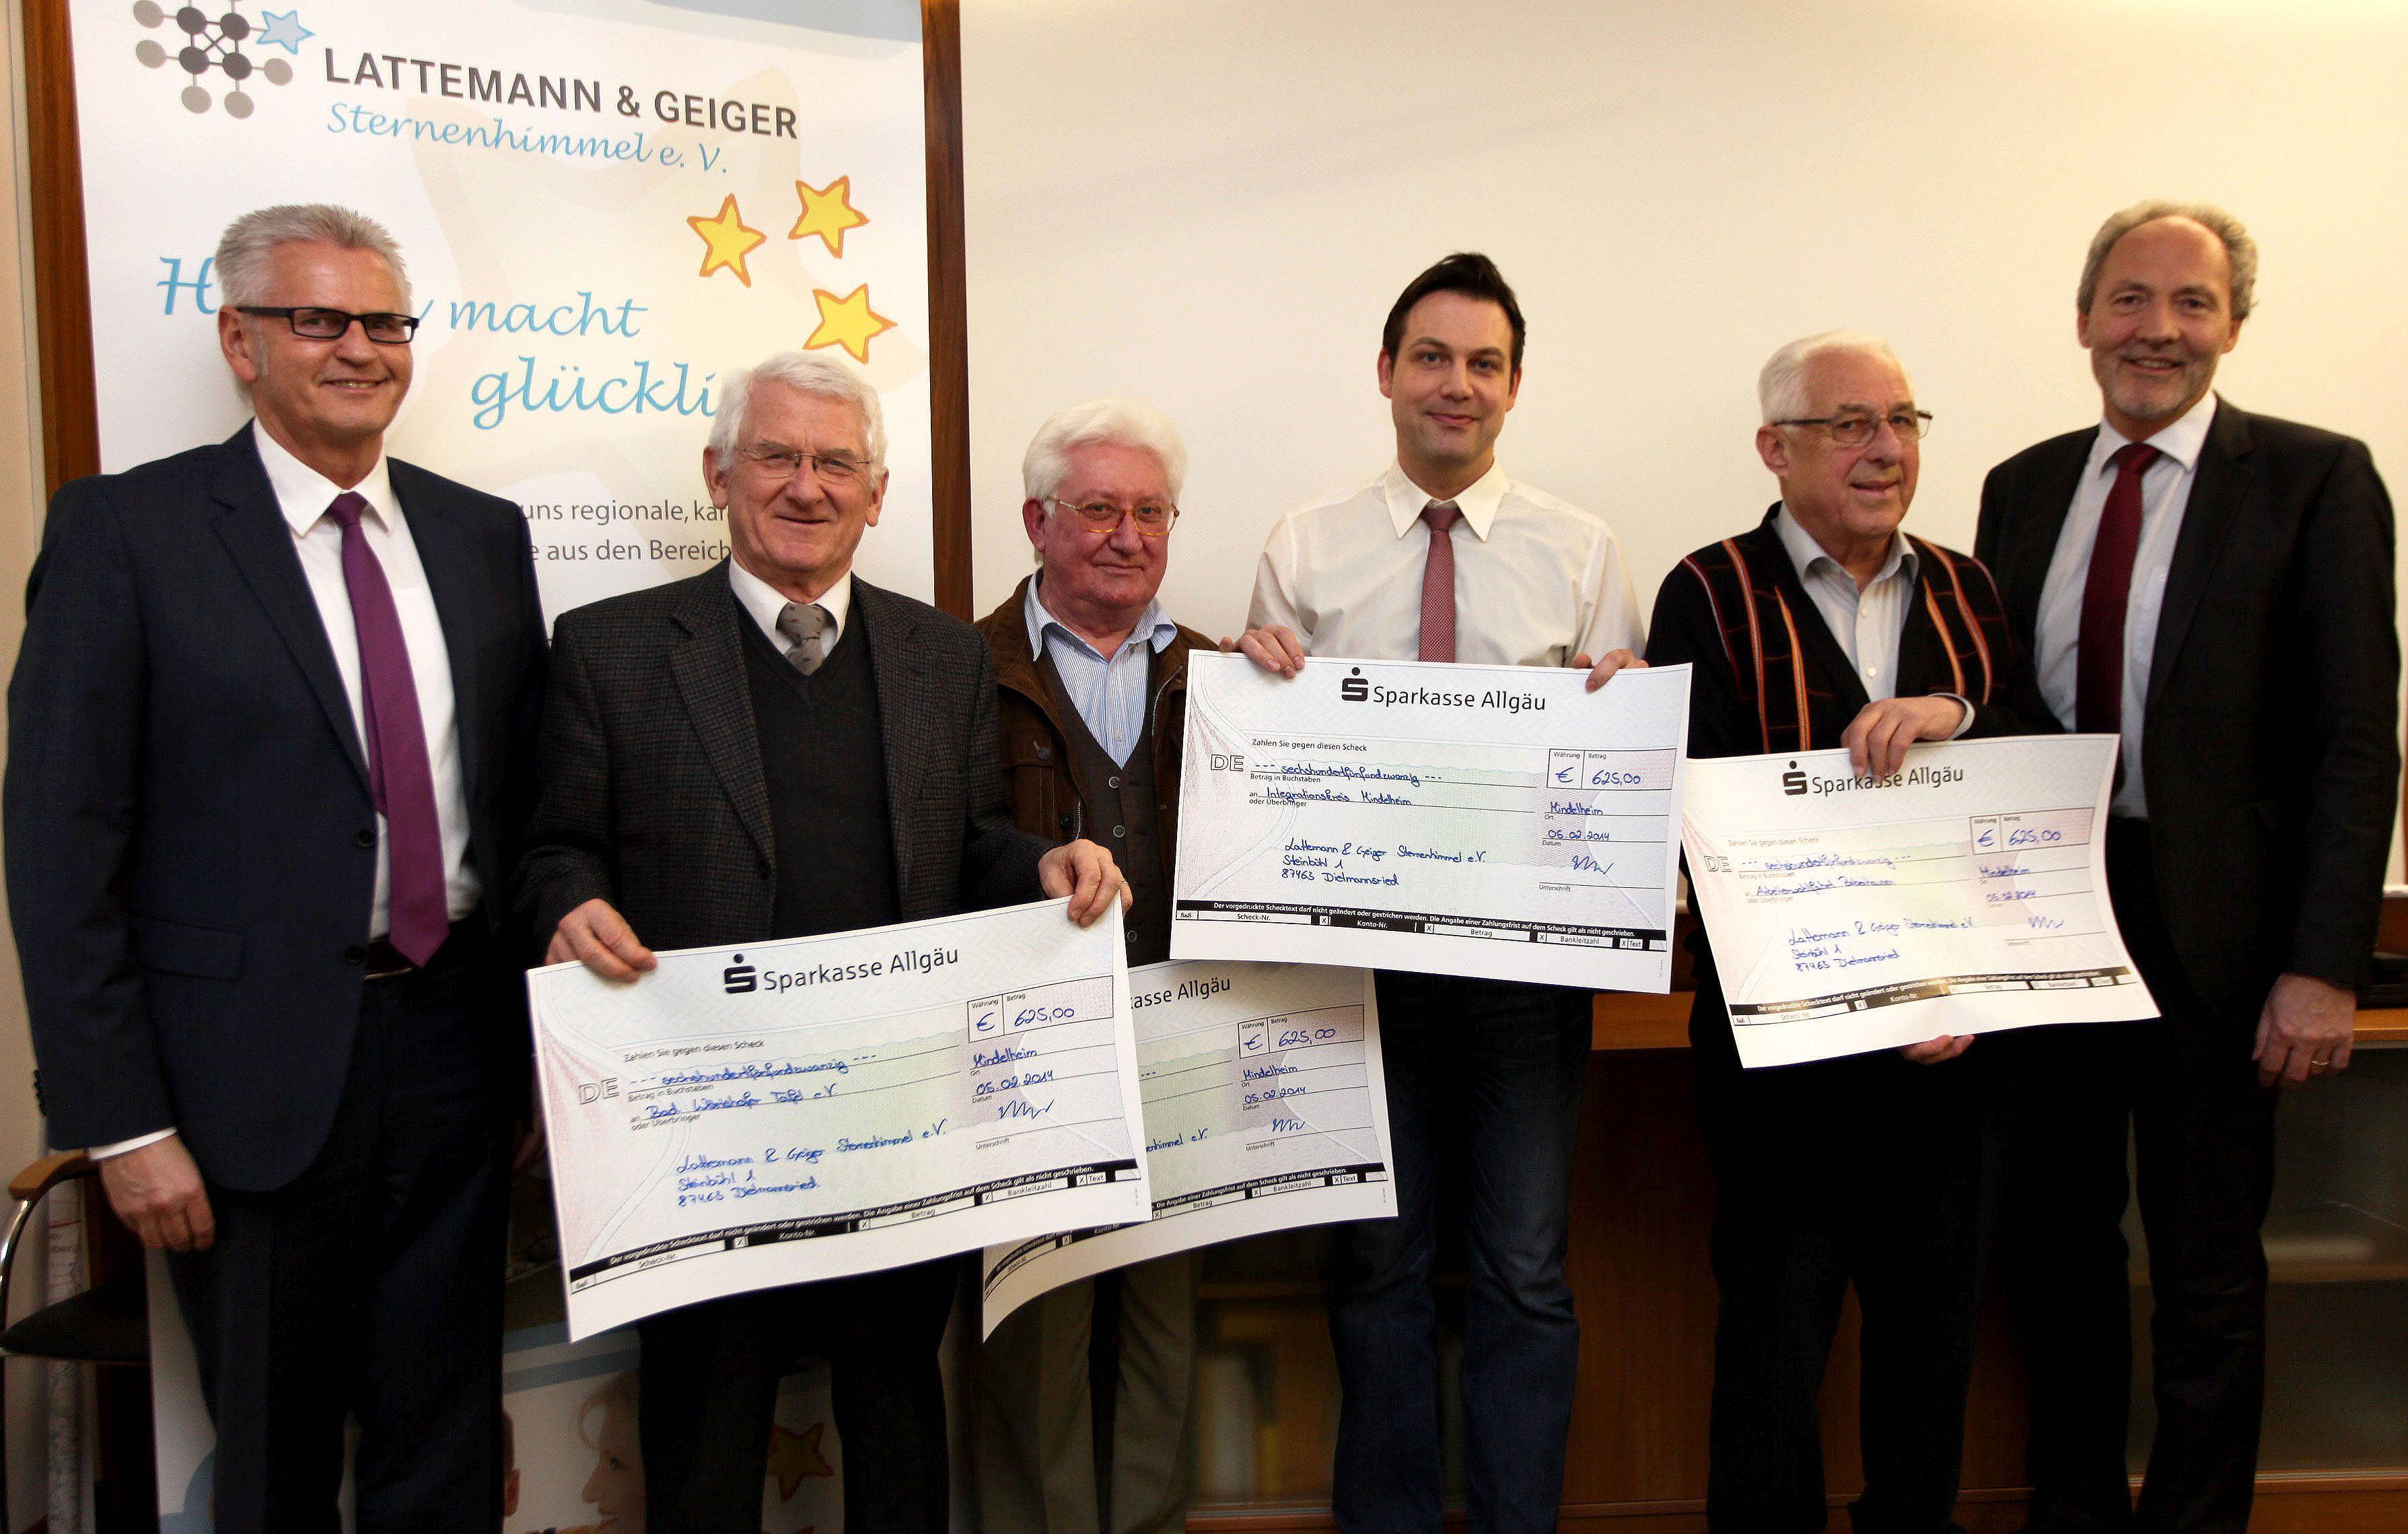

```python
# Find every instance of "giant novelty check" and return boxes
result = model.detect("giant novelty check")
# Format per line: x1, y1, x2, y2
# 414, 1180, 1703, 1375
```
1173, 652, 1693, 990
980, 961, 1392, 1335
1681, 734, 2157, 1066
530, 900, 1149, 1339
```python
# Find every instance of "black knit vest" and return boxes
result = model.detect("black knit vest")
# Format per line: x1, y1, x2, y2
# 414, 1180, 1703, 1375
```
738, 599, 900, 939
1036, 648, 1171, 965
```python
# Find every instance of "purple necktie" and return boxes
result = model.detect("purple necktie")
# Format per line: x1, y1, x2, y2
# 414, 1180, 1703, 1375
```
2076, 443, 2161, 736
1419, 500, 1461, 663
326, 492, 449, 965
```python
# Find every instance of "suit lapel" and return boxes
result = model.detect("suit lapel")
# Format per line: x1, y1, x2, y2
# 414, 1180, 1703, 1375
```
2147, 399, 2254, 707
2000, 433, 2094, 637
859, 580, 933, 901
390, 461, 484, 809
668, 568, 775, 866
208, 425, 373, 794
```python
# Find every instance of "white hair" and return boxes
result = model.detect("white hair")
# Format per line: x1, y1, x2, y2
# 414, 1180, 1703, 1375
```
1757, 331, 1913, 425
1021, 398, 1188, 505
215, 204, 410, 310
709, 351, 887, 472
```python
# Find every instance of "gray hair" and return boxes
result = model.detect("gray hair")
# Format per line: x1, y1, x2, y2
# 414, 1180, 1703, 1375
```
708, 351, 888, 473
1022, 398, 1188, 505
1757, 331, 1911, 425
2078, 200, 2258, 322
215, 204, 410, 310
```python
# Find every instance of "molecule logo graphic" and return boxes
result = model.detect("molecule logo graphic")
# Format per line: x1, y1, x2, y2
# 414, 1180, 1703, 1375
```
131, 3, 297, 118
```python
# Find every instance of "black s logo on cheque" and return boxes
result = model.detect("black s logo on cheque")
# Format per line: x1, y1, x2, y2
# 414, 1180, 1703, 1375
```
723, 954, 758, 993
1781, 760, 1808, 796
1341, 666, 1368, 702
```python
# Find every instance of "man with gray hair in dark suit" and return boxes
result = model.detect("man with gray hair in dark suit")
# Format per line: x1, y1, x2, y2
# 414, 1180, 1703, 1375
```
515, 351, 1128, 1534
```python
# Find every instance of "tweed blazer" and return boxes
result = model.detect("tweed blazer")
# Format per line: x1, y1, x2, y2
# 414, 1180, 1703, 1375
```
514, 563, 1049, 954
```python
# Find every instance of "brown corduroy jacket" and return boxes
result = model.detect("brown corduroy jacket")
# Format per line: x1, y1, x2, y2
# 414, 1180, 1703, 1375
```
974, 575, 1212, 863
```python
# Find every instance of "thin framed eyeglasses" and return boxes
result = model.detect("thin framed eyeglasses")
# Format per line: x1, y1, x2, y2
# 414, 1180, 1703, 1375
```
736, 445, 872, 487
234, 306, 420, 344
1044, 495, 1178, 536
1771, 410, 1934, 447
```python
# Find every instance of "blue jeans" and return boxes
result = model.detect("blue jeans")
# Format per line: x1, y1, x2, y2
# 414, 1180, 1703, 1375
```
1330, 973, 1591, 1533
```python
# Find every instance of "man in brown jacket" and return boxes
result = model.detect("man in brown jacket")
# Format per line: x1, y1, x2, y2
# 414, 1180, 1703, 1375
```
972, 398, 1213, 1534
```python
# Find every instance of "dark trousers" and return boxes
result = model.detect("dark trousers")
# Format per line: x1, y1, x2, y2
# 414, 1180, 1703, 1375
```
1995, 819, 2279, 1534
166, 930, 509, 1534
636, 1255, 958, 1534
1691, 967, 1987, 1534
1329, 973, 1590, 1534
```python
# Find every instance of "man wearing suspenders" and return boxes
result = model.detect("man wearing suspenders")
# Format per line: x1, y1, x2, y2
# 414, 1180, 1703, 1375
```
1646, 333, 2051, 1534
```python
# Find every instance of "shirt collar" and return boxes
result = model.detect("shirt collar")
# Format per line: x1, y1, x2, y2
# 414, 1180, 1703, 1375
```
1024, 572, 1175, 662
1772, 501, 1915, 588
254, 422, 398, 538
728, 558, 853, 650
2089, 390, 2217, 477
1380, 458, 1508, 542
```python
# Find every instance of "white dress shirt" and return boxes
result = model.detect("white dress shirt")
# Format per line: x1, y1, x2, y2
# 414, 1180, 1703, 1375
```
94, 427, 476, 1161
256, 426, 478, 930
730, 557, 853, 655
2032, 392, 2218, 818
1024, 576, 1177, 765
1249, 460, 1645, 665
1771, 505, 1974, 737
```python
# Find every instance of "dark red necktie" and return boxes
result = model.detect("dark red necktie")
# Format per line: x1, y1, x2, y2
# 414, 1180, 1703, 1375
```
326, 492, 450, 965
2075, 443, 2160, 736
1418, 500, 1461, 662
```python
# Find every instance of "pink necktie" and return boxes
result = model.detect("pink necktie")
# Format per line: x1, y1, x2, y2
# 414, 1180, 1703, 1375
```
1419, 500, 1461, 663
326, 493, 450, 965
2076, 443, 2160, 736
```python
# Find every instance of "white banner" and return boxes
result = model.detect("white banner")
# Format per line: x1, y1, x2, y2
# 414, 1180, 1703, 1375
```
531, 900, 1149, 1341
979, 961, 1394, 1336
1681, 736, 2157, 1066
67, 0, 934, 617
1172, 652, 1692, 991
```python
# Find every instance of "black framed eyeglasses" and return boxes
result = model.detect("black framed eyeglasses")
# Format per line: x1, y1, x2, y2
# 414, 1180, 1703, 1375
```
736, 444, 873, 487
1771, 410, 1933, 447
236, 306, 421, 344
1043, 496, 1179, 536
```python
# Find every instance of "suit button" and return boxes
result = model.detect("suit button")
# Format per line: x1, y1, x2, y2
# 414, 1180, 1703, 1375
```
343, 944, 368, 965
1112, 825, 1126, 838
355, 828, 377, 848
1059, 815, 1073, 832
1034, 745, 1052, 762
1107, 776, 1121, 790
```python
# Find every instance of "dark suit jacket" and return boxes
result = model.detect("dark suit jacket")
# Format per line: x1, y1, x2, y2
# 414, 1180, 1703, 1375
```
5, 424, 548, 1189
513, 564, 1049, 956
1975, 398, 2399, 1024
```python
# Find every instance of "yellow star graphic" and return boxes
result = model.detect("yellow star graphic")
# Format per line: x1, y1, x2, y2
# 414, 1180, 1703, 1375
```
686, 195, 767, 286
806, 284, 896, 363
766, 1420, 835, 1500
789, 176, 870, 258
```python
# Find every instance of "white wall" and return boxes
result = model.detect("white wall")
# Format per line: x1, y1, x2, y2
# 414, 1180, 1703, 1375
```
958, 1, 2408, 778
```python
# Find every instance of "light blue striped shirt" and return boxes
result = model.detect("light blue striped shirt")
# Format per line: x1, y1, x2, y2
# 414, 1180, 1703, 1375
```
1024, 577, 1178, 765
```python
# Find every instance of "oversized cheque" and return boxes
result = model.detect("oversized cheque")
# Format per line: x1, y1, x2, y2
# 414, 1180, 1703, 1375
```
980, 960, 1393, 1335
1681, 734, 2157, 1066
530, 899, 1149, 1339
1172, 652, 1693, 991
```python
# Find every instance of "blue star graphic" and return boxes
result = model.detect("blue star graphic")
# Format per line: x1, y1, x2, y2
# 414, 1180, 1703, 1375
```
258, 10, 314, 54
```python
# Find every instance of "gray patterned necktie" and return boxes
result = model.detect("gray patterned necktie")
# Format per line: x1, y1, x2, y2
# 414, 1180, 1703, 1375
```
776, 601, 830, 676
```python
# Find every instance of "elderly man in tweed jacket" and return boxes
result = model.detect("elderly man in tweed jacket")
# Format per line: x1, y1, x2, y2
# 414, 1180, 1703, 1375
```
516, 351, 1125, 1534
